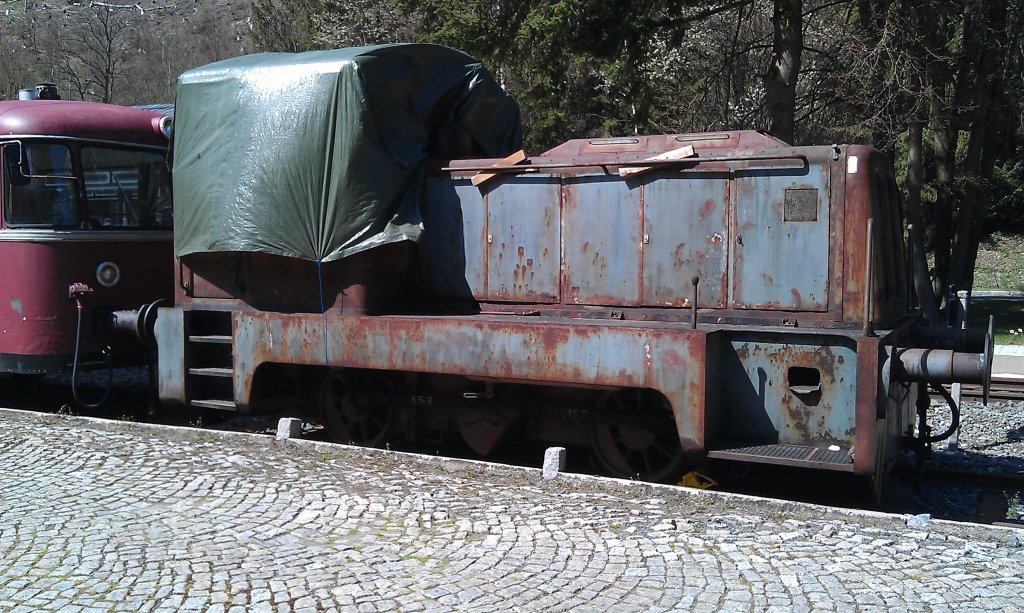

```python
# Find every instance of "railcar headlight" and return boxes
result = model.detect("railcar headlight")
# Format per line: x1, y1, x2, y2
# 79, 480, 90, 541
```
96, 261, 121, 288
159, 115, 173, 140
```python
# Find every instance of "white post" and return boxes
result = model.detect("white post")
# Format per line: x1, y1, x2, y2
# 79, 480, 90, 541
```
948, 290, 969, 451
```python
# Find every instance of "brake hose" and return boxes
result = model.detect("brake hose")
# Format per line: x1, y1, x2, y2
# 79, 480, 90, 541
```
923, 382, 961, 444
70, 303, 114, 409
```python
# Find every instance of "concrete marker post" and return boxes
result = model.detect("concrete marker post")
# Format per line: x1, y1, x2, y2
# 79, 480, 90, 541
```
277, 417, 303, 441
543, 447, 566, 479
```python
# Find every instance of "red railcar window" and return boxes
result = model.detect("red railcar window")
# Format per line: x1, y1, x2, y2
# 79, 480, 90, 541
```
3, 144, 81, 227
80, 147, 171, 229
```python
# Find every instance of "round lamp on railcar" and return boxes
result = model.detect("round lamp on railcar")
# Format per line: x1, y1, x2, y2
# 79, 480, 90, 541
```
158, 116, 173, 140
95, 261, 121, 288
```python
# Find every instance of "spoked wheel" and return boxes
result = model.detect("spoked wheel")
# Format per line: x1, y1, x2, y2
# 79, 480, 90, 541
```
319, 371, 397, 448
591, 388, 690, 483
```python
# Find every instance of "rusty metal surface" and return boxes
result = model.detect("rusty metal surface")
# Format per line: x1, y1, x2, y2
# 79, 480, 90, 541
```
155, 307, 185, 409
561, 175, 641, 305
731, 163, 830, 311
841, 146, 907, 327
641, 171, 730, 308
180, 246, 418, 315
853, 336, 881, 475
420, 178, 486, 299
891, 347, 988, 384
484, 176, 560, 302
426, 138, 879, 328
231, 311, 707, 451
707, 443, 854, 471
713, 332, 858, 449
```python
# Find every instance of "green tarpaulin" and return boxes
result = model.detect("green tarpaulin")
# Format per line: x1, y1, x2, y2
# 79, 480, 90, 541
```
172, 44, 522, 262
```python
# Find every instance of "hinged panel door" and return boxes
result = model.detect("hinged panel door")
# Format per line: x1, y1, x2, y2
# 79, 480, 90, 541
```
732, 165, 830, 310
420, 177, 486, 299
562, 175, 641, 305
642, 171, 729, 307
485, 175, 561, 302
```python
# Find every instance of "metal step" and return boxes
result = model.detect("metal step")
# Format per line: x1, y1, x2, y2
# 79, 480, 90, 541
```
188, 335, 232, 344
188, 367, 233, 378
189, 399, 237, 411
707, 443, 854, 471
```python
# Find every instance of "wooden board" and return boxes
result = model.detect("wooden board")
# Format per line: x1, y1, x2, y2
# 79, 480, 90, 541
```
471, 150, 528, 187
617, 145, 696, 178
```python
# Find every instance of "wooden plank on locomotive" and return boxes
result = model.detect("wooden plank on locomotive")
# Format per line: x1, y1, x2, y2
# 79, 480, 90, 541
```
617, 144, 696, 177
470, 150, 527, 187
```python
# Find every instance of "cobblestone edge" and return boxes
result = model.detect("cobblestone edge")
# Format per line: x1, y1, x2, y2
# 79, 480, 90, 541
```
6, 407, 1022, 545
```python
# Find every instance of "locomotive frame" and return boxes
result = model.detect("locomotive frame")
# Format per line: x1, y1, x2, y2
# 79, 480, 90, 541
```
157, 129, 992, 487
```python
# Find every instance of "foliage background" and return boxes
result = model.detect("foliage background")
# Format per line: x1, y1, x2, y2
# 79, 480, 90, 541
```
3, 0, 1022, 299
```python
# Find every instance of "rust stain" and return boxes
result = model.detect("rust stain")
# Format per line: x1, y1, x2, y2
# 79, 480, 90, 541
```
699, 199, 715, 220
672, 244, 687, 270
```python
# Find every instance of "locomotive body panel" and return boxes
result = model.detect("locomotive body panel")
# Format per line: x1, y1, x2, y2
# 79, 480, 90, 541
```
731, 164, 830, 310
427, 141, 845, 318
641, 170, 730, 308
224, 311, 709, 451
711, 332, 858, 446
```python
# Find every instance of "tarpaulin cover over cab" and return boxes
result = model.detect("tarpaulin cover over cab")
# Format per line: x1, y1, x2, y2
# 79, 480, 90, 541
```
172, 44, 522, 262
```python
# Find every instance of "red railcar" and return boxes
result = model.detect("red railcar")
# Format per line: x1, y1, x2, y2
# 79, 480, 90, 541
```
0, 93, 172, 377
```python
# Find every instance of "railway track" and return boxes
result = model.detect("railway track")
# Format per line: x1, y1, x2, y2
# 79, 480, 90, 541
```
960, 374, 1024, 401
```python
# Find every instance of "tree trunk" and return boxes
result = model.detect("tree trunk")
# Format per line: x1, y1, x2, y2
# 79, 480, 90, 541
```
949, 0, 1008, 292
765, 0, 802, 144
856, 0, 893, 154
929, 104, 957, 305
906, 119, 940, 320
921, 1, 957, 308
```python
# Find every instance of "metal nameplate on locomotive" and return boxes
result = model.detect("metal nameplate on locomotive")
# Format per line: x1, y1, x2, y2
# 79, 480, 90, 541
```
784, 188, 818, 222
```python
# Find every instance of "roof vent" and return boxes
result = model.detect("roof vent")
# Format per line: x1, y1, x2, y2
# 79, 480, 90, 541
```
16, 84, 60, 101
35, 83, 60, 100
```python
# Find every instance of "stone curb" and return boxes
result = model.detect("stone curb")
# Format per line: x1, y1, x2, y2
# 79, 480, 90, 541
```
4, 406, 1023, 544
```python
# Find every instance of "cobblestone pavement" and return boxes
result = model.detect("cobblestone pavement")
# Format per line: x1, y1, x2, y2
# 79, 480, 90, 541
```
1, 409, 1022, 613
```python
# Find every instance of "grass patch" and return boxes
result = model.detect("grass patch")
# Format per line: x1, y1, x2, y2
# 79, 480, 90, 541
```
974, 232, 1024, 291
968, 299, 1024, 345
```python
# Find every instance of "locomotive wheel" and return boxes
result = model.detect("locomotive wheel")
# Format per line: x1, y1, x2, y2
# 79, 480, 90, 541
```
319, 372, 396, 448
590, 389, 689, 483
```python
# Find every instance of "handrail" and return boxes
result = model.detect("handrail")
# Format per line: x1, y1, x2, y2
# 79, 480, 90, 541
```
439, 153, 810, 174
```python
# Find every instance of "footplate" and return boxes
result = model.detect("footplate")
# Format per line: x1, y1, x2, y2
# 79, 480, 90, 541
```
707, 443, 854, 471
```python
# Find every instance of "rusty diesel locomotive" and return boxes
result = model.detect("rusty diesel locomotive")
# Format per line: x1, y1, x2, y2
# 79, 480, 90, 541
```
155, 46, 991, 486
